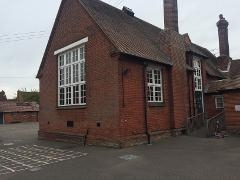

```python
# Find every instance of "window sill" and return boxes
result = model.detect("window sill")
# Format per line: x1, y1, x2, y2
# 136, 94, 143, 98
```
56, 105, 86, 110
148, 102, 165, 107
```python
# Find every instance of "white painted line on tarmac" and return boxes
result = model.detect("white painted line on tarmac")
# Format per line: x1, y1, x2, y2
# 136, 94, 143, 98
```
0, 164, 15, 172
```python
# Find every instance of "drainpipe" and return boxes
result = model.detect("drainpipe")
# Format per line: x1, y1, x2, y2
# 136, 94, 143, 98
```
168, 67, 175, 133
143, 62, 151, 144
187, 72, 192, 117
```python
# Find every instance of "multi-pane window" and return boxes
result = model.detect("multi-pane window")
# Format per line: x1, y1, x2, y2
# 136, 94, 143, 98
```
58, 46, 86, 106
147, 68, 163, 102
193, 58, 202, 91
215, 96, 224, 109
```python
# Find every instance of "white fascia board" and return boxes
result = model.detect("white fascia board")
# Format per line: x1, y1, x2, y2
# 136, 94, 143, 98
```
54, 37, 88, 55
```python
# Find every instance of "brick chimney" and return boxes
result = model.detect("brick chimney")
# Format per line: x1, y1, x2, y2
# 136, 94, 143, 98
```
164, 0, 179, 32
216, 14, 231, 71
217, 14, 230, 57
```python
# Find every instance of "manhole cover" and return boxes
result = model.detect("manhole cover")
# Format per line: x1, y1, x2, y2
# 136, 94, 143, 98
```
29, 167, 42, 172
119, 155, 138, 161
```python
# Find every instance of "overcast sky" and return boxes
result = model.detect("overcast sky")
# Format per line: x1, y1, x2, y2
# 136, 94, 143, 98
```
0, 0, 239, 99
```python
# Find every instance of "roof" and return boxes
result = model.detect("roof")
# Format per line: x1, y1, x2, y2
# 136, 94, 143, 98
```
79, 0, 172, 65
0, 101, 39, 113
188, 43, 208, 58
229, 59, 240, 77
189, 43, 225, 79
207, 75, 240, 93
37, 0, 173, 77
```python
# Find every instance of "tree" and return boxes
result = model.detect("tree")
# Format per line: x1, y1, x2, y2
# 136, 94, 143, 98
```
17, 90, 40, 104
0, 90, 7, 101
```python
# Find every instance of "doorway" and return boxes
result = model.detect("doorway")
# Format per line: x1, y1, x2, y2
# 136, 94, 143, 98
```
0, 112, 4, 124
195, 91, 203, 114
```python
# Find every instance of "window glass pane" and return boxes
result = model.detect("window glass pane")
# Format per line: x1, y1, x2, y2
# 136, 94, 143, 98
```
59, 55, 64, 66
80, 47, 84, 60
216, 97, 224, 108
73, 85, 79, 104
72, 49, 79, 62
59, 68, 65, 86
147, 70, 153, 84
66, 86, 71, 105
73, 64, 79, 83
154, 70, 161, 84
66, 65, 71, 84
66, 52, 71, 64
60, 88, 65, 105
148, 86, 154, 102
80, 62, 85, 82
155, 87, 161, 102
80, 84, 86, 104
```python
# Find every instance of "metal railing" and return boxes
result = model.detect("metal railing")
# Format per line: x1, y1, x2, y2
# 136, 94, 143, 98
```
206, 112, 225, 137
186, 113, 205, 134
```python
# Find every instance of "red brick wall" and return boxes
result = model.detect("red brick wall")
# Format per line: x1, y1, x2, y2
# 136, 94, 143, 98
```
118, 57, 171, 145
224, 92, 240, 132
166, 30, 189, 129
118, 58, 146, 140
38, 0, 120, 146
118, 57, 171, 139
147, 65, 171, 132
4, 112, 38, 124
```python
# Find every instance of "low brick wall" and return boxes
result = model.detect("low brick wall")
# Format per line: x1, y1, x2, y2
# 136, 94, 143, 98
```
4, 112, 38, 124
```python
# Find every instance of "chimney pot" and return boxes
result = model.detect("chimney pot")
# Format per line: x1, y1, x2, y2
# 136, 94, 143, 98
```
122, 6, 135, 17
217, 14, 230, 57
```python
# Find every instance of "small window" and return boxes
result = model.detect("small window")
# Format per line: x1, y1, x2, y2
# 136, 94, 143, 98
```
193, 58, 202, 91
147, 67, 163, 103
215, 96, 224, 109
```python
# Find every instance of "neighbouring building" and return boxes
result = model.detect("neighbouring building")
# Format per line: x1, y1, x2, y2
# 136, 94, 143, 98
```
0, 101, 39, 124
0, 91, 39, 124
37, 0, 239, 147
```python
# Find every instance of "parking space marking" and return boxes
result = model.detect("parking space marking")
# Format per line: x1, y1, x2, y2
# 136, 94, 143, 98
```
0, 145, 87, 176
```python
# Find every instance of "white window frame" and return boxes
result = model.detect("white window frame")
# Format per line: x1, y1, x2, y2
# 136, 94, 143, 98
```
215, 96, 224, 109
56, 39, 87, 107
147, 67, 163, 103
193, 58, 203, 92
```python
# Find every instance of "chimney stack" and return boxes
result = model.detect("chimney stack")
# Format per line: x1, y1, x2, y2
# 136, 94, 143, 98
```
164, 0, 179, 32
217, 14, 230, 57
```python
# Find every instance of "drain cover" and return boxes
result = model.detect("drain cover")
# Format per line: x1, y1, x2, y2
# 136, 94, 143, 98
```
119, 155, 138, 161
3, 143, 14, 146
29, 167, 42, 172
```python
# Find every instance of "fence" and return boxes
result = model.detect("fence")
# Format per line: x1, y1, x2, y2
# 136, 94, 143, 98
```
206, 112, 225, 137
186, 113, 205, 134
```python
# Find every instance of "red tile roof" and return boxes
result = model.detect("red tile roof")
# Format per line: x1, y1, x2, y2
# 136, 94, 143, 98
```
80, 0, 172, 65
37, 0, 224, 80
207, 75, 240, 93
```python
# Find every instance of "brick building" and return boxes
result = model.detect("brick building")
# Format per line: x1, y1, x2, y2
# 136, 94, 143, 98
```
0, 90, 39, 124
37, 0, 239, 147
0, 101, 39, 124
